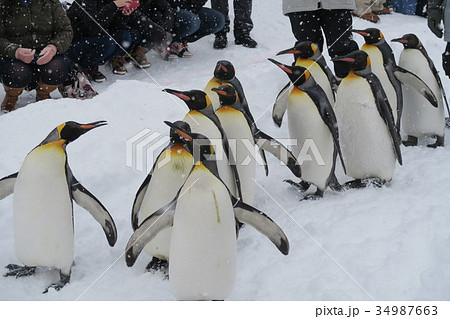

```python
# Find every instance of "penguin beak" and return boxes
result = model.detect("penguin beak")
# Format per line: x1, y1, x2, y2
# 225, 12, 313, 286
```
331, 56, 355, 63
79, 120, 108, 131
163, 88, 192, 101
216, 64, 228, 73
391, 38, 408, 44
351, 29, 370, 37
211, 87, 227, 96
164, 121, 193, 141
268, 58, 294, 74
276, 47, 301, 56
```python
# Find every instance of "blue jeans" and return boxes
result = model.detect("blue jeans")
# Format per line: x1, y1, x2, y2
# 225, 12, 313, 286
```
65, 30, 133, 70
163, 8, 224, 43
0, 55, 68, 88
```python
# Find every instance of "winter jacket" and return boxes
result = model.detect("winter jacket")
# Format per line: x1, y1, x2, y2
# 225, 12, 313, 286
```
282, 0, 355, 15
140, 0, 175, 31
67, 0, 130, 42
0, 0, 73, 59
167, 0, 207, 15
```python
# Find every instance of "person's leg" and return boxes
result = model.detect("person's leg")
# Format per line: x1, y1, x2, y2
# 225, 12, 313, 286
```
108, 29, 134, 75
320, 9, 359, 78
0, 57, 32, 111
65, 36, 117, 70
36, 55, 69, 101
233, 0, 256, 47
183, 8, 225, 42
287, 11, 324, 53
172, 9, 201, 43
211, 0, 230, 49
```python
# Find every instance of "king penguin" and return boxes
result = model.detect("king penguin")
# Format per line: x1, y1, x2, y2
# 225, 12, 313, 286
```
125, 121, 289, 301
163, 88, 242, 199
204, 60, 252, 116
273, 41, 338, 126
332, 51, 403, 188
131, 121, 194, 271
352, 28, 438, 130
212, 85, 302, 204
269, 59, 345, 200
0, 121, 117, 293
392, 33, 447, 147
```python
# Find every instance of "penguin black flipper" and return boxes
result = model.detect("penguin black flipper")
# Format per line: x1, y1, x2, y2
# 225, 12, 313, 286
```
254, 130, 302, 178
305, 83, 347, 174
366, 73, 403, 165
131, 144, 173, 231
316, 55, 339, 94
393, 66, 438, 108
70, 175, 118, 247
125, 198, 176, 267
0, 172, 18, 200
231, 196, 289, 255
272, 82, 291, 127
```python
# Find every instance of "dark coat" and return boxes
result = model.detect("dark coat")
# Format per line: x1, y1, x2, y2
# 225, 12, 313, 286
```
167, 0, 207, 14
67, 0, 130, 42
140, 0, 175, 32
0, 0, 73, 59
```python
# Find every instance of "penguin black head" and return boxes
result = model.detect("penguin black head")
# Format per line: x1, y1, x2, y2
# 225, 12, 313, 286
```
268, 58, 311, 86
332, 50, 371, 72
163, 88, 211, 111
214, 60, 235, 81
211, 85, 239, 106
352, 28, 384, 44
276, 41, 319, 60
164, 121, 215, 163
391, 34, 420, 49
40, 120, 107, 146
169, 120, 191, 144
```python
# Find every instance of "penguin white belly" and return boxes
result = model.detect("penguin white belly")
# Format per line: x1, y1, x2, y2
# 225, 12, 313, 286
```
363, 45, 398, 123
184, 111, 237, 196
140, 146, 193, 261
296, 59, 335, 104
216, 107, 255, 204
169, 166, 237, 301
399, 50, 445, 137
335, 76, 396, 181
13, 143, 73, 273
287, 89, 334, 190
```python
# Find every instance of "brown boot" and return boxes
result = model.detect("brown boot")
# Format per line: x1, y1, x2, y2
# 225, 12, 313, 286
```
130, 46, 151, 68
36, 82, 59, 101
109, 56, 127, 75
1, 84, 24, 112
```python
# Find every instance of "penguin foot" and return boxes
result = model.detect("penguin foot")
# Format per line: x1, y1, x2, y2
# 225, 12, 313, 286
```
284, 179, 311, 192
300, 189, 323, 201
403, 135, 418, 147
146, 257, 168, 274
42, 273, 70, 294
344, 178, 385, 189
4, 264, 36, 278
427, 136, 444, 148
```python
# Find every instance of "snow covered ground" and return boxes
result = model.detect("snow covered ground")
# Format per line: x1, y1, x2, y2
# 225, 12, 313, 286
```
1, 1, 450, 301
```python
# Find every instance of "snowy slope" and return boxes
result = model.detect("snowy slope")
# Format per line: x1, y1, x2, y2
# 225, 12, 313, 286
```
1, 2, 450, 300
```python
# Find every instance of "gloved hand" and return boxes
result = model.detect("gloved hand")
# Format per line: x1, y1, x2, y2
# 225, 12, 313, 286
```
36, 45, 57, 65
428, 7, 444, 38
15, 48, 36, 64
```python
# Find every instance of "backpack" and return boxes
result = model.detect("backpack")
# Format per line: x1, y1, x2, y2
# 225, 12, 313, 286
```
59, 67, 98, 100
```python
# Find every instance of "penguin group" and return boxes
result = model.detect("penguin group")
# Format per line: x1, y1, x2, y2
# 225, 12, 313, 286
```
270, 28, 447, 192
0, 29, 447, 300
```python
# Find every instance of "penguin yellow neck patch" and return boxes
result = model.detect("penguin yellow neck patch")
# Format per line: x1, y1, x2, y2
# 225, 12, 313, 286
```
39, 139, 66, 151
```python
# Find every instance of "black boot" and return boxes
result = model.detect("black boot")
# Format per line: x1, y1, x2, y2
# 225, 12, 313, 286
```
235, 34, 257, 48
213, 33, 228, 49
